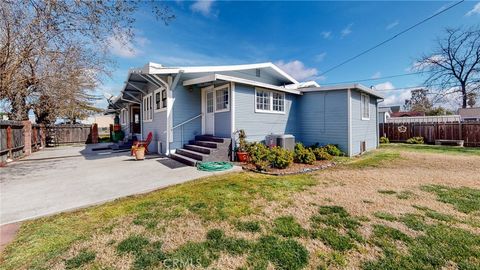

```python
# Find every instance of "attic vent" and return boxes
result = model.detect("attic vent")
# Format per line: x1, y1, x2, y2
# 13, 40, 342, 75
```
255, 68, 261, 77
360, 141, 366, 154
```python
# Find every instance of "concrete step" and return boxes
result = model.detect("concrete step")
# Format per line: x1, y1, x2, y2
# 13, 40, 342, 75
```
195, 135, 226, 143
176, 148, 207, 161
191, 140, 218, 148
184, 144, 212, 154
170, 153, 197, 166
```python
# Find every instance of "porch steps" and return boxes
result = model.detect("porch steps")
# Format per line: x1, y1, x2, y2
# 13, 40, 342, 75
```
170, 135, 231, 166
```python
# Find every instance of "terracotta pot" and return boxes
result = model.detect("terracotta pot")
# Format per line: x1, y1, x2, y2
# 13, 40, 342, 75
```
135, 148, 145, 160
237, 152, 248, 162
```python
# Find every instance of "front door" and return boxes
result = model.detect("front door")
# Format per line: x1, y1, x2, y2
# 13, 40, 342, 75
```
204, 89, 215, 135
131, 107, 141, 134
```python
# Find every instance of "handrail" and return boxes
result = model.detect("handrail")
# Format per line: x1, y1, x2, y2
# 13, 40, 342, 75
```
172, 113, 203, 130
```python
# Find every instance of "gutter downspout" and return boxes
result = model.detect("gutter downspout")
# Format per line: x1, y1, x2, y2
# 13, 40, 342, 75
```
347, 88, 352, 157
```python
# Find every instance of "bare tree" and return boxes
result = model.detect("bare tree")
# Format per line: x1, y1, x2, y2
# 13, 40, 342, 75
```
403, 88, 432, 112
415, 26, 480, 108
0, 0, 174, 122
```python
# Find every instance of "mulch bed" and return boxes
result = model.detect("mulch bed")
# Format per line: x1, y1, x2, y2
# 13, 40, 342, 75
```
241, 160, 336, 175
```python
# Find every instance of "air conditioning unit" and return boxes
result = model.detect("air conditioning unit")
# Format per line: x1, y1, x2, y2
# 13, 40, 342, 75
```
265, 134, 295, 151
277, 134, 295, 151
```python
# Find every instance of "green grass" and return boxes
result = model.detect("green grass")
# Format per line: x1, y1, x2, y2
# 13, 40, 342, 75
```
116, 235, 150, 256
235, 220, 262, 233
381, 143, 480, 156
346, 150, 401, 168
421, 185, 480, 214
0, 172, 316, 270
311, 228, 355, 251
317, 251, 347, 269
396, 190, 416, 200
311, 206, 361, 230
377, 189, 397, 195
374, 212, 397, 222
65, 249, 96, 269
273, 216, 307, 237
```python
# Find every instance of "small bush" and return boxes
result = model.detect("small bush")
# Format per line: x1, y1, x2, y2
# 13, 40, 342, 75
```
312, 147, 333, 161
380, 136, 390, 144
247, 142, 271, 170
268, 146, 294, 169
406, 136, 424, 144
294, 143, 316, 164
324, 144, 343, 156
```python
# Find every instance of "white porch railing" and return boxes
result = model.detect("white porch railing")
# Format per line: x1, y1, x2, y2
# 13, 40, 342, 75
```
171, 113, 203, 147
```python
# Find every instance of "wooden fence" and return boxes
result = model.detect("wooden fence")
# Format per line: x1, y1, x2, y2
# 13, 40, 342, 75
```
0, 121, 25, 163
379, 122, 480, 147
45, 124, 96, 147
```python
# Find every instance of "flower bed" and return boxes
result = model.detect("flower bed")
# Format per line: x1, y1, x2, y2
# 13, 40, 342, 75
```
242, 160, 335, 175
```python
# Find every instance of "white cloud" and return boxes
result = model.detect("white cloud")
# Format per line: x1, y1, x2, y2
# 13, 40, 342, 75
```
341, 23, 353, 38
374, 81, 395, 91
108, 34, 148, 58
371, 71, 381, 79
275, 60, 319, 81
315, 52, 327, 62
321, 31, 332, 39
466, 2, 480, 16
190, 0, 215, 16
386, 20, 399, 30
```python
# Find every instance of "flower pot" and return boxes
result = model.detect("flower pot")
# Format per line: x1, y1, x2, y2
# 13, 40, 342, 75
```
236, 152, 248, 162
135, 148, 145, 160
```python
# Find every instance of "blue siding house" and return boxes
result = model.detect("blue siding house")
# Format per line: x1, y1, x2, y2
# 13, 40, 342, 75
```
108, 62, 383, 165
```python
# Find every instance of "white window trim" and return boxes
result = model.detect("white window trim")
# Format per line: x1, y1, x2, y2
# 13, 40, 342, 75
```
143, 93, 153, 122
154, 88, 167, 113
361, 93, 370, 120
120, 108, 128, 125
214, 84, 230, 113
254, 87, 286, 114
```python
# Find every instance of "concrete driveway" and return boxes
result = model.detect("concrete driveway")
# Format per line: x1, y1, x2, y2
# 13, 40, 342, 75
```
0, 144, 240, 225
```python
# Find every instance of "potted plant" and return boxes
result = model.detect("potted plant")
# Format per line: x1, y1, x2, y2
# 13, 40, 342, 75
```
236, 129, 249, 162
132, 145, 146, 160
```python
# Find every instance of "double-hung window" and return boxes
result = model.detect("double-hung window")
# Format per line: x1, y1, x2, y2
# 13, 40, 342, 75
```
255, 88, 285, 113
215, 86, 229, 112
154, 89, 167, 112
143, 94, 153, 121
120, 108, 128, 125
361, 94, 370, 120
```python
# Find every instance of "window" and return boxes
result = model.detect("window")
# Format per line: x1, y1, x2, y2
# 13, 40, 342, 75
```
143, 94, 153, 121
255, 88, 285, 113
256, 90, 270, 111
154, 89, 167, 112
207, 91, 214, 113
361, 94, 370, 120
120, 108, 128, 125
215, 86, 229, 112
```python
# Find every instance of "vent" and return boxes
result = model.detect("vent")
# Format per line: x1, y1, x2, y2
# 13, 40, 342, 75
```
255, 68, 261, 77
360, 141, 366, 154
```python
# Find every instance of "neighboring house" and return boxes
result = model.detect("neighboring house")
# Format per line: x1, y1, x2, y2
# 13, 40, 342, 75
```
390, 111, 425, 117
108, 62, 383, 165
457, 107, 480, 122
386, 115, 461, 124
378, 106, 392, 124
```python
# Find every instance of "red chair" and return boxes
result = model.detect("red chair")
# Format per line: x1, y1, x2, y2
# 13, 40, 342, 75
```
131, 132, 153, 156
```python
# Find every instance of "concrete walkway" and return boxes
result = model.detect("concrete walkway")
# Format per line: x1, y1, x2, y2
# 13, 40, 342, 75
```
0, 145, 241, 225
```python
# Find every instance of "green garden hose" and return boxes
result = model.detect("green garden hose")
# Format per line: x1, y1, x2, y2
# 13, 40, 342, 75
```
196, 161, 233, 171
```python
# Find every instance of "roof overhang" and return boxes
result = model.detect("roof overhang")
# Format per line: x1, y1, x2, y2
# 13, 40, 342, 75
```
182, 74, 302, 95
301, 83, 384, 99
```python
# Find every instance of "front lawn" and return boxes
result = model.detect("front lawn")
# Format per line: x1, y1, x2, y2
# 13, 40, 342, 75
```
1, 144, 479, 269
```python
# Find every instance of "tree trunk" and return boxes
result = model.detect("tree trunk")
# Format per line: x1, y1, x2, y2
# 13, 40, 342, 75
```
9, 92, 29, 120
461, 82, 467, 108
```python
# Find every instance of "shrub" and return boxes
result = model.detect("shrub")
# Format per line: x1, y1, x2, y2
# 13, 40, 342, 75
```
247, 142, 271, 170
268, 146, 294, 169
294, 143, 316, 164
380, 136, 390, 144
406, 136, 424, 144
312, 147, 333, 160
324, 144, 343, 156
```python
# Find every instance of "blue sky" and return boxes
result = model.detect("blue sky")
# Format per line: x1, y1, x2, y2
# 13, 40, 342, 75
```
101, 0, 480, 109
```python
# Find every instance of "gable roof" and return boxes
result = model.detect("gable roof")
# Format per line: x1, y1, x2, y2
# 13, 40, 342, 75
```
138, 62, 299, 85
457, 107, 480, 118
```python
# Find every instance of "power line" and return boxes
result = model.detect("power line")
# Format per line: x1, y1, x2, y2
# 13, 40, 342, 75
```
320, 71, 426, 86
318, 0, 465, 77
